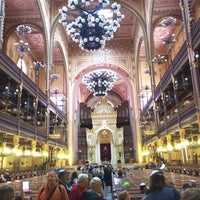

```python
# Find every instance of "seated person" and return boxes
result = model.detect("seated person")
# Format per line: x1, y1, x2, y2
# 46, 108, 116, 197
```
139, 182, 148, 194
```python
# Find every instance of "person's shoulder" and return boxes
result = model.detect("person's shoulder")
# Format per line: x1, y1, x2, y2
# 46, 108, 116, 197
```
82, 191, 101, 200
70, 184, 79, 191
162, 187, 180, 198
59, 184, 66, 191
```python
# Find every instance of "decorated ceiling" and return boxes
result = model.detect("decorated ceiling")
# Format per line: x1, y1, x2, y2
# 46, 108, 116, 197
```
3, 0, 186, 107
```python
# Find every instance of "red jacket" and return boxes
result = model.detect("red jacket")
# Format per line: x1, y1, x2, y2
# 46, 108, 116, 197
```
69, 184, 88, 200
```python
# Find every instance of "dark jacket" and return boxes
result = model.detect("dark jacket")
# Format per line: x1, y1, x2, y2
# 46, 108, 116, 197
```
142, 187, 180, 200
82, 190, 103, 200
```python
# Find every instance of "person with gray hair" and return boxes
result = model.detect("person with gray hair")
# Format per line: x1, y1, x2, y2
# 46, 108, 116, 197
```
82, 177, 104, 200
69, 173, 89, 200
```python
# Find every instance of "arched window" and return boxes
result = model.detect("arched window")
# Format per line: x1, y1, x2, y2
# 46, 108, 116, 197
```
17, 58, 27, 74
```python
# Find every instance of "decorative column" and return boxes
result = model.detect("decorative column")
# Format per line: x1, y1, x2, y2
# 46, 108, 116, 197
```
31, 140, 36, 167
180, 128, 188, 164
13, 136, 20, 172
142, 146, 149, 163
157, 138, 164, 160
88, 146, 94, 161
42, 143, 49, 170
0, 0, 5, 49
166, 134, 173, 162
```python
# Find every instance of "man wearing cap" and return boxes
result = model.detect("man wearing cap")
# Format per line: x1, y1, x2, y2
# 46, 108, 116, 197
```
139, 182, 148, 194
58, 169, 70, 194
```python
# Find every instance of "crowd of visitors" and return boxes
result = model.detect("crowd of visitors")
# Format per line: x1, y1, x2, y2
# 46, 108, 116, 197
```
0, 161, 200, 200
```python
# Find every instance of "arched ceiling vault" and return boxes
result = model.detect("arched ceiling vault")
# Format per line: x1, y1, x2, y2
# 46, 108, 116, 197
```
4, 0, 184, 110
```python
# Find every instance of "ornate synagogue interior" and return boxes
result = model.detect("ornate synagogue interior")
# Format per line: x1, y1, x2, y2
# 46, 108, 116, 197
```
0, 0, 200, 172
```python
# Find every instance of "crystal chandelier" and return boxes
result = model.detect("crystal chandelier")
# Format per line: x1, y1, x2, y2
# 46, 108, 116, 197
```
33, 61, 44, 71
82, 71, 117, 96
152, 55, 167, 65
2, 77, 18, 99
161, 33, 175, 44
160, 16, 176, 27
59, 0, 124, 51
16, 24, 32, 35
14, 40, 30, 53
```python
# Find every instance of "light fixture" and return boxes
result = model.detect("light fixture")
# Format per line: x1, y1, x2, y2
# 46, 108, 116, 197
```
2, 77, 18, 99
160, 16, 176, 27
59, 0, 124, 51
24, 97, 33, 111
165, 91, 175, 104
14, 40, 30, 54
180, 73, 189, 90
50, 74, 60, 80
152, 55, 167, 65
16, 23, 32, 35
161, 33, 176, 44
33, 61, 44, 71
82, 70, 117, 96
